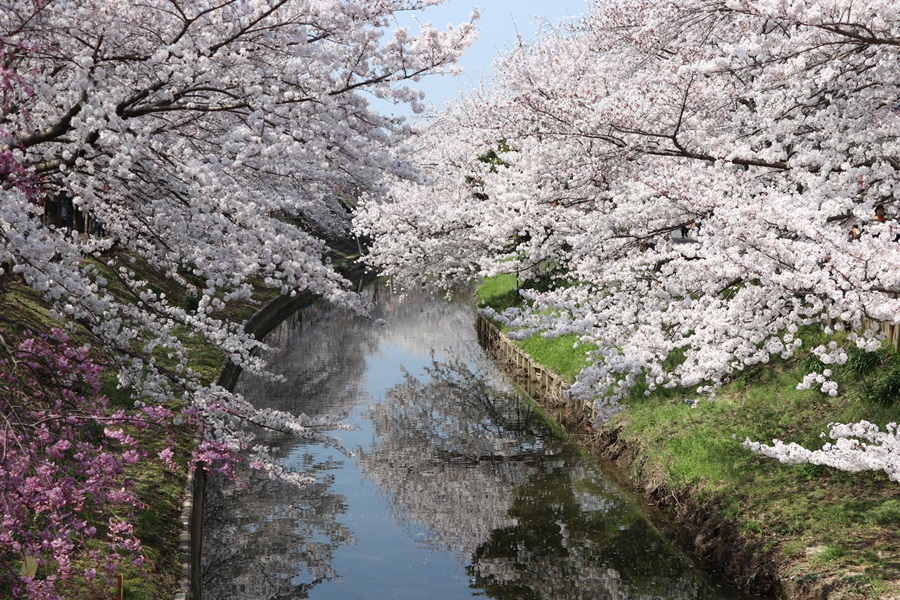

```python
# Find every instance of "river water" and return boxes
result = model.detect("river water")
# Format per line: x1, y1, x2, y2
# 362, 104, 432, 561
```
201, 282, 754, 600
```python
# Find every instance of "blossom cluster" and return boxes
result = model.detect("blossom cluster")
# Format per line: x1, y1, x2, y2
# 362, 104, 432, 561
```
744, 421, 899, 482
1, 0, 475, 403
0, 327, 262, 598
1, 0, 477, 394
1, 1, 479, 595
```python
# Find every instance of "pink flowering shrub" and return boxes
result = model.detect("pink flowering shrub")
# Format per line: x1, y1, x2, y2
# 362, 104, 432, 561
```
0, 326, 243, 599
0, 330, 150, 599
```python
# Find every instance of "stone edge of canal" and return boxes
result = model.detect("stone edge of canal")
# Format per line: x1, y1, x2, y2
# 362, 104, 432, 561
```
474, 313, 776, 599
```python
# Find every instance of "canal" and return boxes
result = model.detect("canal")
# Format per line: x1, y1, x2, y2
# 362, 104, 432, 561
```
201, 281, 755, 599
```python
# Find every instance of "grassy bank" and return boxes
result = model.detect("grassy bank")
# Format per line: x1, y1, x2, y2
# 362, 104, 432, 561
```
477, 274, 900, 599
477, 274, 594, 382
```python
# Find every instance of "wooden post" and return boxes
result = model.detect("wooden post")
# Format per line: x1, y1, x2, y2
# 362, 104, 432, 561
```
117, 573, 124, 600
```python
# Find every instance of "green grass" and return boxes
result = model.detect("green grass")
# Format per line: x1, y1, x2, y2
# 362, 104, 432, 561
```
476, 273, 900, 598
0, 278, 76, 340
477, 272, 520, 314
616, 355, 899, 593
478, 274, 594, 383
518, 333, 593, 383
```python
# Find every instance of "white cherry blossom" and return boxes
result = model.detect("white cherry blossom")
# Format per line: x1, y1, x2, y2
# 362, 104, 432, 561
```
1, 0, 476, 463
356, 0, 899, 479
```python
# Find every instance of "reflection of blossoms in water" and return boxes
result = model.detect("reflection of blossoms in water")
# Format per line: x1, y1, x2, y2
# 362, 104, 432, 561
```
203, 296, 371, 599
374, 285, 479, 358
236, 299, 373, 419
357, 356, 537, 557
468, 456, 722, 600
203, 282, 747, 600
359, 357, 738, 600
203, 453, 355, 600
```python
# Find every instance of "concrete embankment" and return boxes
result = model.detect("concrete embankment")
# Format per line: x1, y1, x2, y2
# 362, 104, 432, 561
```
475, 313, 780, 598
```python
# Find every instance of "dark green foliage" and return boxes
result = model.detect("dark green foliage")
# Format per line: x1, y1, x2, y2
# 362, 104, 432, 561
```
861, 363, 900, 406
101, 375, 137, 409
791, 325, 900, 405
477, 140, 511, 172
467, 140, 511, 200
845, 345, 884, 376
731, 363, 770, 388
799, 352, 826, 376
862, 499, 900, 526
181, 294, 200, 313
661, 346, 686, 372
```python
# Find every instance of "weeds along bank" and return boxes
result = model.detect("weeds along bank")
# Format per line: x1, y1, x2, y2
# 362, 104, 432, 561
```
476, 274, 900, 600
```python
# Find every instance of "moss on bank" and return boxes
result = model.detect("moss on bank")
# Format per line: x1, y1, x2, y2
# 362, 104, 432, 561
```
477, 274, 900, 600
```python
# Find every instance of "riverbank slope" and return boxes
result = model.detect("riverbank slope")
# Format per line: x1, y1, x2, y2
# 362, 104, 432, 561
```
475, 276, 900, 600
0, 235, 364, 599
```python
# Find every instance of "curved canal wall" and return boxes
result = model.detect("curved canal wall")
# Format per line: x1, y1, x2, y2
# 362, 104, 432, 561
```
175, 257, 369, 600
173, 289, 320, 600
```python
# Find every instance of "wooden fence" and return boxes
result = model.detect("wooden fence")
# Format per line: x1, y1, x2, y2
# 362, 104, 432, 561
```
476, 314, 567, 402
862, 318, 900, 350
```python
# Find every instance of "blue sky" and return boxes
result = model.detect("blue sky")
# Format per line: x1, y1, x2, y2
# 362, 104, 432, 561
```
380, 1, 590, 116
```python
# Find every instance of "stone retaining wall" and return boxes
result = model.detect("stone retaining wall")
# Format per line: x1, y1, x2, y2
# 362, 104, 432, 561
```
173, 290, 319, 600
476, 314, 568, 403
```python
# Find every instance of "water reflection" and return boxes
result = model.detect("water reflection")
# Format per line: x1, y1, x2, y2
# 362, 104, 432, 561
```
359, 358, 732, 600
201, 283, 752, 600
358, 358, 539, 558
203, 299, 367, 600
203, 456, 352, 599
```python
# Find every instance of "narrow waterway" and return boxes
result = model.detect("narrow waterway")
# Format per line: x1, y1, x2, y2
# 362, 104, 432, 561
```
201, 282, 754, 600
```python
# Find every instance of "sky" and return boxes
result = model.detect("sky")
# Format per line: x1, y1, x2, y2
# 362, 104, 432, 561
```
378, 0, 590, 117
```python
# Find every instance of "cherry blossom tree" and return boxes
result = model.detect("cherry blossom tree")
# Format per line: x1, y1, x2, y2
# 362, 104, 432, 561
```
1, 1, 476, 440
744, 421, 899, 483
355, 0, 899, 479
1, 0, 476, 594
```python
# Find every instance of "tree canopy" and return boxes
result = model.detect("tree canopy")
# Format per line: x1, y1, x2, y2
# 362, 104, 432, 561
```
2, 0, 478, 431
354, 0, 899, 479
